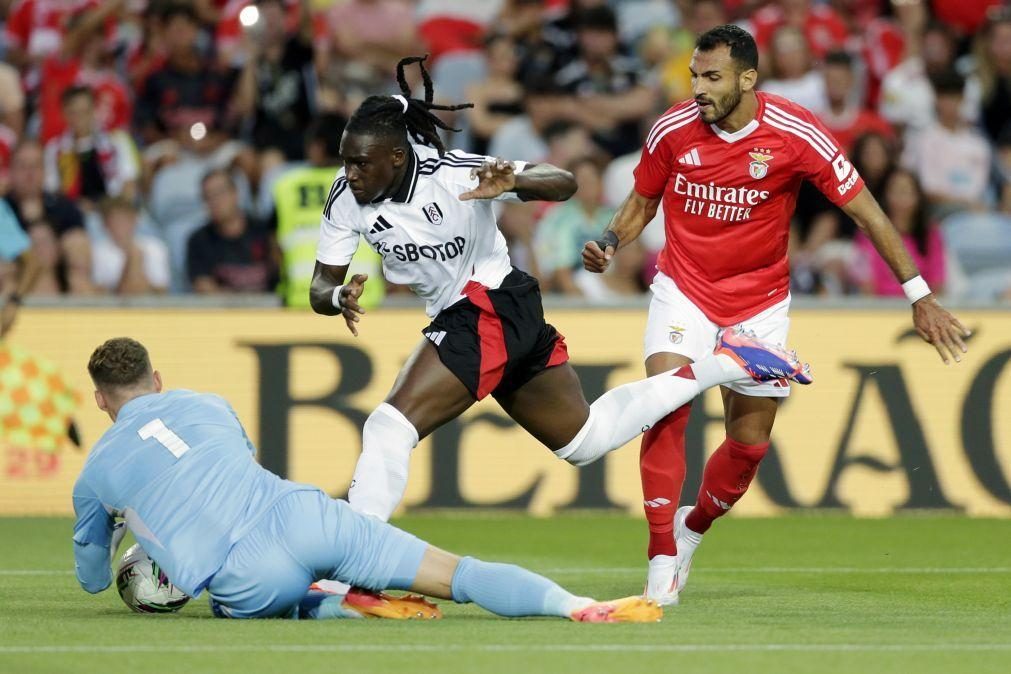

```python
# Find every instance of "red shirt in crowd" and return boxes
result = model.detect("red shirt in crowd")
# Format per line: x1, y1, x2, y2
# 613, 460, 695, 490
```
38, 56, 131, 142
818, 106, 895, 153
752, 3, 849, 59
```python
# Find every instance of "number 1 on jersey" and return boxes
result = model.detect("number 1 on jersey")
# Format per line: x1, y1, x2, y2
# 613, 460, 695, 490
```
138, 418, 191, 458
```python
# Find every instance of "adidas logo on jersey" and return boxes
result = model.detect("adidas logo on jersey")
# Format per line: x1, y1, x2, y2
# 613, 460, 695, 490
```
678, 148, 702, 166
369, 216, 394, 236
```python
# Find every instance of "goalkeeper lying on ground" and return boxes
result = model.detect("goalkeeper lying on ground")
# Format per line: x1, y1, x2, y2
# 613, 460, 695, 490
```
72, 337, 660, 622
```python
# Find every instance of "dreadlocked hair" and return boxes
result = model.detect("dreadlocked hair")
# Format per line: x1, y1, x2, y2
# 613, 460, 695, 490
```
345, 55, 474, 156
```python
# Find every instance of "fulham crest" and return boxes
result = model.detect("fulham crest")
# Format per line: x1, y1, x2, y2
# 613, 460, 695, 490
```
423, 202, 444, 225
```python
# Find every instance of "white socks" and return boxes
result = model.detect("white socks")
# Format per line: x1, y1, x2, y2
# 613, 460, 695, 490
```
347, 403, 418, 521
347, 354, 746, 517
553, 354, 745, 467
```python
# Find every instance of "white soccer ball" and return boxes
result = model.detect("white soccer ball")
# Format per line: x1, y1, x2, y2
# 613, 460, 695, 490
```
115, 544, 190, 614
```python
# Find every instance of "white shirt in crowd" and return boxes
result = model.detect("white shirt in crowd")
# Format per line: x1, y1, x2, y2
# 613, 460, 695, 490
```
91, 234, 171, 292
43, 129, 139, 197
759, 72, 827, 117
903, 123, 992, 204
878, 57, 982, 131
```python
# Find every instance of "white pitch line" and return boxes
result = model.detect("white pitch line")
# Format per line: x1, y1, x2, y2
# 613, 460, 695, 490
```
538, 567, 1011, 575
3, 567, 1011, 577
1, 644, 1011, 655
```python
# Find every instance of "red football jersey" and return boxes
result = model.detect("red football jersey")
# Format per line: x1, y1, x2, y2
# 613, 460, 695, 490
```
634, 92, 864, 325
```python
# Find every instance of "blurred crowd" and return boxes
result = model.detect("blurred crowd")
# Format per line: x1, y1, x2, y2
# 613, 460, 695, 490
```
0, 0, 1009, 314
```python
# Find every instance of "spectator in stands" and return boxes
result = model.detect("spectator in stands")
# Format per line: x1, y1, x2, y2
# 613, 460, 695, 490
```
641, 0, 726, 105
325, 0, 417, 88
996, 129, 1011, 214
187, 169, 276, 294
43, 86, 139, 208
91, 197, 170, 296
542, 121, 595, 174
0, 61, 25, 137
0, 198, 40, 337
216, 0, 308, 68
850, 168, 948, 296
37, 0, 132, 144
134, 3, 241, 155
125, 3, 169, 94
880, 18, 981, 135
497, 201, 541, 276
465, 34, 525, 156
498, 0, 564, 89
2, 0, 109, 81
489, 77, 566, 162
25, 215, 62, 296
0, 60, 25, 191
818, 51, 894, 153
233, 0, 316, 169
974, 7, 1011, 143
791, 132, 900, 295
852, 0, 907, 110
903, 70, 991, 217
4, 140, 94, 294
752, 0, 848, 60
851, 131, 898, 200
759, 26, 825, 114
554, 6, 655, 157
272, 113, 381, 309
534, 156, 616, 295
542, 0, 612, 67
415, 0, 502, 63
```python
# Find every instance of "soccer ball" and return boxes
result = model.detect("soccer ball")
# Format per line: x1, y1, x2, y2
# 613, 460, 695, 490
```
115, 544, 190, 614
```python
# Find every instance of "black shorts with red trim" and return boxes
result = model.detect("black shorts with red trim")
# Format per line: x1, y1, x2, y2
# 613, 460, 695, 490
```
422, 268, 569, 400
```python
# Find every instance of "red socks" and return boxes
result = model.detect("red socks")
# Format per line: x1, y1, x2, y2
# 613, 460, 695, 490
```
685, 437, 769, 535
639, 403, 691, 559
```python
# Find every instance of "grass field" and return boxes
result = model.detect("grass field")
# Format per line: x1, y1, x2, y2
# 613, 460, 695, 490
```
2, 514, 1010, 674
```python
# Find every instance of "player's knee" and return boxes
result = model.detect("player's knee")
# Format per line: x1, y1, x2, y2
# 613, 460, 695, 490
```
363, 403, 419, 451
554, 406, 601, 467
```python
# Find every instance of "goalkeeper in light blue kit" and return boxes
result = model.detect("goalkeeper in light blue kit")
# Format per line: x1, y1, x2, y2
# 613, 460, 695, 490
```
72, 337, 660, 622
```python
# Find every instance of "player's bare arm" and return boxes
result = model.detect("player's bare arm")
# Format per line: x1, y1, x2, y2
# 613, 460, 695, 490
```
582, 190, 660, 273
309, 261, 369, 337
841, 186, 971, 364
459, 161, 576, 202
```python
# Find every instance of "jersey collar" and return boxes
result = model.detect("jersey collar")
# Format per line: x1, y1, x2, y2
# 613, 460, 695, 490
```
708, 92, 763, 143
115, 392, 160, 422
387, 148, 420, 204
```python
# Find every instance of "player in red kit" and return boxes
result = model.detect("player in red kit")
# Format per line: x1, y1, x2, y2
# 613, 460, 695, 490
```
582, 25, 971, 606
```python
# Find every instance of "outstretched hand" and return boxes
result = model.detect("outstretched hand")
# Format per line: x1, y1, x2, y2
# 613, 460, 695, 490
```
459, 159, 517, 201
339, 274, 369, 337
912, 296, 971, 365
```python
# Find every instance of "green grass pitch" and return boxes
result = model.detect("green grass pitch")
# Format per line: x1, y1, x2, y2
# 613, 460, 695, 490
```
2, 514, 1010, 674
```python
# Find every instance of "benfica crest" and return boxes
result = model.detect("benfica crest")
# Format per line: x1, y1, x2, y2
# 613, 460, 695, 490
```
748, 150, 774, 179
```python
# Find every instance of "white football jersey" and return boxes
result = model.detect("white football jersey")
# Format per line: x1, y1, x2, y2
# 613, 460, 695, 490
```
316, 145, 528, 317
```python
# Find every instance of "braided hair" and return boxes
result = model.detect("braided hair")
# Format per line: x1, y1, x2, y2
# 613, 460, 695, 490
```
344, 56, 474, 156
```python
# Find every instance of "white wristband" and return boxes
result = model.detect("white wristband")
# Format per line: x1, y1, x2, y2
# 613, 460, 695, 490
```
902, 275, 931, 304
332, 285, 346, 310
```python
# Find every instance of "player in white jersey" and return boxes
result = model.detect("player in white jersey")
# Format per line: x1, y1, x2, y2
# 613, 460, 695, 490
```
309, 56, 815, 523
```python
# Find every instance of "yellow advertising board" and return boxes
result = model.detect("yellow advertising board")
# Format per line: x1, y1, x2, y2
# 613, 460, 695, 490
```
1, 307, 1009, 517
